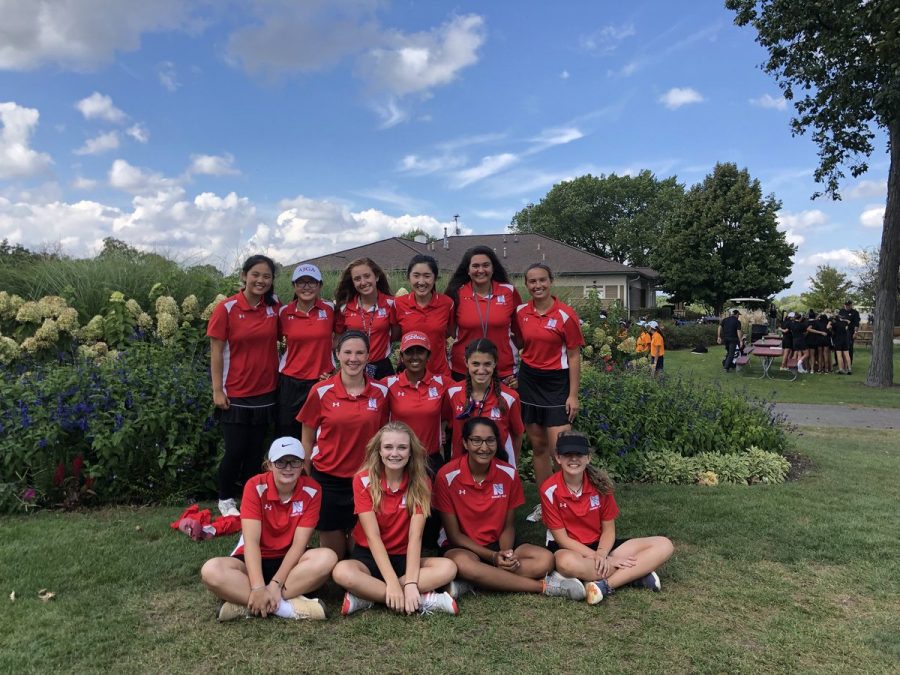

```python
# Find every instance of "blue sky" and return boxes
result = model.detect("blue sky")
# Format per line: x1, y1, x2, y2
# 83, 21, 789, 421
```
0, 0, 888, 294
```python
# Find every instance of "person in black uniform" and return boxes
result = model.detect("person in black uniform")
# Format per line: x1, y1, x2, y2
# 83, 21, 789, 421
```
790, 314, 808, 374
717, 309, 744, 372
839, 300, 861, 365
779, 312, 795, 370
810, 312, 831, 373
829, 312, 851, 374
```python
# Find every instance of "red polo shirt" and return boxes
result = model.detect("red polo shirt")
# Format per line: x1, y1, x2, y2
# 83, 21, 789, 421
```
442, 383, 524, 464
539, 471, 619, 546
335, 293, 396, 361
296, 373, 389, 478
514, 298, 584, 370
450, 281, 522, 378
433, 456, 524, 546
278, 298, 336, 380
351, 471, 424, 555
384, 371, 448, 455
393, 292, 454, 376
206, 292, 280, 397
232, 472, 322, 558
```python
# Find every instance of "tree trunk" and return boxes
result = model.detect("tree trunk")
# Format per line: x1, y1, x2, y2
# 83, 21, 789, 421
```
865, 116, 900, 387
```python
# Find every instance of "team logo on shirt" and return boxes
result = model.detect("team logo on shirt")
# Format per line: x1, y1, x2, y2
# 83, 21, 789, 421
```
427, 387, 439, 399
492, 483, 505, 498
238, 313, 246, 319
496, 295, 506, 304
266, 307, 275, 317
331, 401, 341, 408
589, 494, 600, 509
377, 308, 387, 318
490, 407, 501, 419
367, 398, 378, 410
291, 501, 304, 516
395, 390, 406, 397
545, 318, 557, 329
318, 310, 328, 320
400, 494, 407, 508
264, 503, 273, 511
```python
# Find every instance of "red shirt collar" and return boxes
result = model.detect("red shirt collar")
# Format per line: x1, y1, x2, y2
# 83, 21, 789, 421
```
525, 297, 560, 316
328, 372, 379, 400
235, 291, 267, 311
465, 280, 503, 299
395, 370, 438, 389
458, 455, 501, 487
288, 297, 328, 316
378, 471, 410, 494
347, 292, 389, 312
263, 471, 306, 502
553, 470, 589, 500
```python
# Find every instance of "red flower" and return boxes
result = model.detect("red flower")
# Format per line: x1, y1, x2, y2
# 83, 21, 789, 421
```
72, 454, 84, 478
53, 461, 65, 487
605, 365, 614, 372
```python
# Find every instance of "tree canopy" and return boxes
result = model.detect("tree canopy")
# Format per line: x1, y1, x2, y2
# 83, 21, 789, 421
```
657, 162, 795, 315
726, 0, 899, 386
802, 265, 854, 311
509, 171, 684, 267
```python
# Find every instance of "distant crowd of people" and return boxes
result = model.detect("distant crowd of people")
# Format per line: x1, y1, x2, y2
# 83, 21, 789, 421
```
777, 300, 861, 374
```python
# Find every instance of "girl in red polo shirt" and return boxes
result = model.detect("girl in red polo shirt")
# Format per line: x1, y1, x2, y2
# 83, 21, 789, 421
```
297, 331, 389, 558
200, 437, 337, 621
277, 263, 335, 438
394, 254, 454, 377
445, 246, 522, 383
332, 421, 458, 616
540, 431, 674, 604
443, 338, 524, 466
514, 263, 584, 522
433, 417, 584, 601
207, 255, 280, 517
334, 257, 397, 380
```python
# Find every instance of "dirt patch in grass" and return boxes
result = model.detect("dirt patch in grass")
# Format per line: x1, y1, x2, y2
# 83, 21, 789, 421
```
783, 450, 814, 481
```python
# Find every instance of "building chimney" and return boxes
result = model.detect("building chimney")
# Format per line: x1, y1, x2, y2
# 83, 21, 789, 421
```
503, 246, 507, 259
536, 242, 541, 250
541, 252, 546, 262
514, 233, 518, 243
443, 227, 449, 250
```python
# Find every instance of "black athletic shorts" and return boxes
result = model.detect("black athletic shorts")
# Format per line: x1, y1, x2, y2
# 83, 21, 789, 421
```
310, 468, 356, 532
351, 544, 407, 580
276, 374, 317, 436
546, 537, 630, 554
232, 554, 285, 584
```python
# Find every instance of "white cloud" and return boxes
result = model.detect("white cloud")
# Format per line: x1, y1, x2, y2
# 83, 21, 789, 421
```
579, 23, 635, 53
0, 101, 53, 179
527, 127, 583, 153
777, 209, 828, 231
452, 153, 519, 188
74, 130, 120, 155
188, 153, 240, 176
397, 153, 465, 175
801, 249, 863, 268
560, 70, 570, 80
157, 61, 180, 91
372, 98, 410, 129
847, 180, 886, 200
750, 93, 787, 110
108, 159, 177, 194
126, 123, 149, 143
659, 87, 704, 110
473, 208, 513, 220
860, 205, 885, 228
75, 92, 127, 124
354, 187, 428, 213
360, 14, 485, 97
0, 0, 194, 71
72, 176, 98, 190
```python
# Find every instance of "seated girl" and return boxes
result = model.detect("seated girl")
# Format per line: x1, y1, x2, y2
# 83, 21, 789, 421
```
433, 416, 584, 601
541, 431, 674, 603
200, 437, 338, 621
332, 422, 458, 615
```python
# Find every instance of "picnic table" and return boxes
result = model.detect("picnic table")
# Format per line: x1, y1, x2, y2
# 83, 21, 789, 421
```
735, 340, 797, 380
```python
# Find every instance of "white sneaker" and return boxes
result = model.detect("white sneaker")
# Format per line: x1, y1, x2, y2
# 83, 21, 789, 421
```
525, 503, 543, 523
216, 601, 249, 622
340, 591, 373, 616
542, 571, 586, 601
797, 363, 807, 374
447, 579, 475, 599
418, 591, 458, 615
218, 498, 240, 517
288, 596, 327, 620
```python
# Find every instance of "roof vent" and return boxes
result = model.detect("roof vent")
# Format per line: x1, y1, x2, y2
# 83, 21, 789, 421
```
537, 242, 541, 250
503, 246, 507, 258
514, 233, 519, 243
542, 252, 546, 262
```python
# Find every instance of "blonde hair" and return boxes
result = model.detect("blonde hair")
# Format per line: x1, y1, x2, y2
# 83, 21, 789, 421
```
360, 421, 431, 517
556, 430, 614, 495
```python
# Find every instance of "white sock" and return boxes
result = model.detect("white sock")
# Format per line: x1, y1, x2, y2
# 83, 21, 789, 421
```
274, 598, 295, 618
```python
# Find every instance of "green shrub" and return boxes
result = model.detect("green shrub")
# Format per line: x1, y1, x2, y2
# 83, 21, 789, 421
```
657, 322, 719, 350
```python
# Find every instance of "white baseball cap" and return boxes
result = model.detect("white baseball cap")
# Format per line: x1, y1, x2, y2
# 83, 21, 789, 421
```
291, 264, 322, 283
648, 320, 659, 329
268, 436, 305, 462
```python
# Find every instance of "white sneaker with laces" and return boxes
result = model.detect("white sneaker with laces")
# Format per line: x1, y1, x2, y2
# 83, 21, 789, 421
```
418, 591, 458, 615
525, 503, 543, 523
216, 601, 249, 622
543, 571, 586, 601
447, 579, 475, 599
288, 596, 327, 620
218, 498, 240, 517
341, 592, 374, 616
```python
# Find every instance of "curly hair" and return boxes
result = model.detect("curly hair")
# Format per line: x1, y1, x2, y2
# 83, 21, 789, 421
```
359, 421, 431, 517
464, 338, 507, 413
444, 246, 511, 307
334, 257, 393, 308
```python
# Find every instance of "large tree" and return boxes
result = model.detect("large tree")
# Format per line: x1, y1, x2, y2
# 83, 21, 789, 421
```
510, 170, 684, 267
802, 265, 854, 311
658, 162, 795, 315
727, 0, 899, 386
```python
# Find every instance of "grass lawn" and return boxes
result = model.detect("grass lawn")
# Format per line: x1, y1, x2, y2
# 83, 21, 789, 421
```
2, 428, 898, 674
665, 346, 900, 408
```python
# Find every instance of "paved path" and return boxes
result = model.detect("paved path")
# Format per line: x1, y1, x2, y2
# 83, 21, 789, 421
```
774, 403, 900, 429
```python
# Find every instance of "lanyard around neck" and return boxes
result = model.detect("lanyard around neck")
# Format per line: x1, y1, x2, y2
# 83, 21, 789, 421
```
472, 284, 493, 337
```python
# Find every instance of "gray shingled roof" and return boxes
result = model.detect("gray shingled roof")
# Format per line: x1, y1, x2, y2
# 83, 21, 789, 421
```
295, 233, 657, 278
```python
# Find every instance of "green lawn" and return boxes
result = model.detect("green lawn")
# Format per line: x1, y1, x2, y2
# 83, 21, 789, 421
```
2, 428, 898, 673
665, 345, 900, 408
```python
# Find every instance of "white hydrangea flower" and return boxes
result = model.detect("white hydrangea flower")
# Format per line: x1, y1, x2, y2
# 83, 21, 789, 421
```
80, 315, 105, 342
125, 298, 143, 318
15, 301, 42, 324
34, 318, 59, 345
57, 307, 80, 334
0, 335, 19, 365
156, 312, 178, 340
181, 294, 199, 320
137, 312, 153, 330
155, 295, 179, 319
201, 294, 227, 321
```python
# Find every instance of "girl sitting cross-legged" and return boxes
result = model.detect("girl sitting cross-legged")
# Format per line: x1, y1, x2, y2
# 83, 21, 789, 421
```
541, 431, 674, 604
433, 416, 585, 601
332, 422, 458, 616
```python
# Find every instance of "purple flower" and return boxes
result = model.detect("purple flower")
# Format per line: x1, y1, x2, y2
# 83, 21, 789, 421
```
21, 487, 36, 502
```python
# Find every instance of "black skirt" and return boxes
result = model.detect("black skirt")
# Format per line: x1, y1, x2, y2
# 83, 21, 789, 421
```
277, 374, 318, 435
517, 362, 571, 427
216, 391, 277, 425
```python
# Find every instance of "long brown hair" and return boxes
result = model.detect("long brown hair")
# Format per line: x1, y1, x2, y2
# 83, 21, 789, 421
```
464, 338, 507, 412
334, 257, 393, 308
556, 430, 614, 495
360, 421, 431, 517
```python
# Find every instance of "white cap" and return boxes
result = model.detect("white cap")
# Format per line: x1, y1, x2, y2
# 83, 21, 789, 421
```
291, 264, 322, 283
648, 320, 659, 329
268, 436, 305, 462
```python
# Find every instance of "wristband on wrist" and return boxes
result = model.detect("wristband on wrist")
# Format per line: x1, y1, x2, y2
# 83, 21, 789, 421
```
270, 579, 283, 587
403, 581, 418, 586
250, 584, 265, 591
